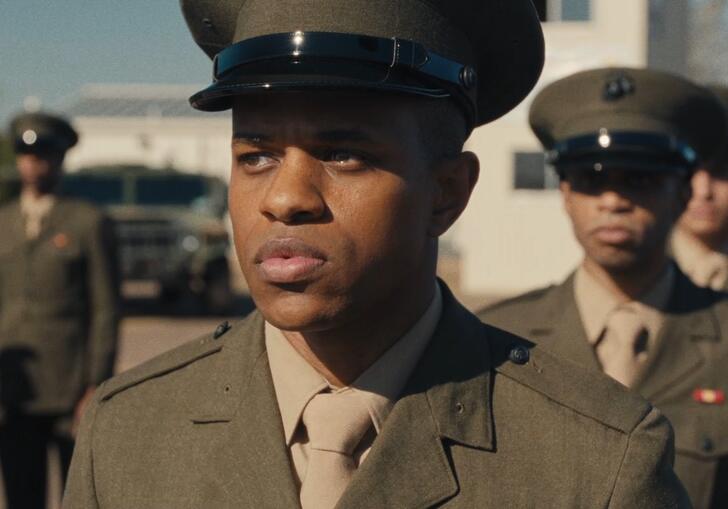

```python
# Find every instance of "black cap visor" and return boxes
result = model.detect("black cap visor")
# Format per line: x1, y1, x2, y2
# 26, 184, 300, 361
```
190, 31, 477, 124
549, 131, 697, 175
13, 137, 67, 157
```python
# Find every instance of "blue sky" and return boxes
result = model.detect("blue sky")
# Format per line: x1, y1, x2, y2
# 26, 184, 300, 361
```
0, 1, 210, 126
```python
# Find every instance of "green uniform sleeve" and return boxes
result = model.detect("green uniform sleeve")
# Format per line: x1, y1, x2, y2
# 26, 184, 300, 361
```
85, 213, 120, 386
63, 389, 102, 508
609, 407, 693, 508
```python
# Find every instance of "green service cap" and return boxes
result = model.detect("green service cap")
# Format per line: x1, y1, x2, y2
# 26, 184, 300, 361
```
9, 112, 78, 155
708, 84, 728, 107
180, 0, 545, 127
529, 67, 727, 173
707, 84, 728, 165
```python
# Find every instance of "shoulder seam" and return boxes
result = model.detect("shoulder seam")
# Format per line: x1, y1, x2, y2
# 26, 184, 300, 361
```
495, 364, 650, 434
100, 341, 222, 402
481, 285, 554, 313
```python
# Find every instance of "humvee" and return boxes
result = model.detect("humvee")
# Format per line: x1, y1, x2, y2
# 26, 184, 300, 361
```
62, 165, 233, 314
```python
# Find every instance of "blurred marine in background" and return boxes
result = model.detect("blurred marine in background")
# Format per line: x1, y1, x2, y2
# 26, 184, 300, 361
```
0, 112, 119, 508
672, 85, 728, 291
480, 68, 728, 509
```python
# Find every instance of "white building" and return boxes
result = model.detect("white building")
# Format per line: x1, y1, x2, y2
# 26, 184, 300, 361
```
64, 84, 231, 177
62, 0, 655, 303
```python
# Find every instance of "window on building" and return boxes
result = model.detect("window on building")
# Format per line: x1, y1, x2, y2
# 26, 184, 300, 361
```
513, 151, 559, 190
533, 0, 591, 22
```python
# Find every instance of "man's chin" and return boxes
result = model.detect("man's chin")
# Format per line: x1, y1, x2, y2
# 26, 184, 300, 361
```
588, 247, 642, 273
682, 220, 724, 239
254, 292, 349, 333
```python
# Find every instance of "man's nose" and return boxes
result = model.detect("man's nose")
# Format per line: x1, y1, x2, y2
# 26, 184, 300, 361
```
259, 148, 327, 224
597, 188, 632, 212
691, 168, 713, 200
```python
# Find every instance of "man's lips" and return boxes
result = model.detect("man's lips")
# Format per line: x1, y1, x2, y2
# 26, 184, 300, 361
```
592, 225, 634, 245
254, 238, 328, 283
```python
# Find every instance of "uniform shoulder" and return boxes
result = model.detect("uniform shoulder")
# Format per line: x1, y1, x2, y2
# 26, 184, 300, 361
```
476, 284, 555, 321
0, 198, 19, 218
487, 324, 651, 434
97, 318, 241, 403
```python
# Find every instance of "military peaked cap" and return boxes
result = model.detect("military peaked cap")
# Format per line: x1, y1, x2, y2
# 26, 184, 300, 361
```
9, 112, 78, 155
707, 84, 728, 166
530, 67, 728, 172
180, 0, 545, 127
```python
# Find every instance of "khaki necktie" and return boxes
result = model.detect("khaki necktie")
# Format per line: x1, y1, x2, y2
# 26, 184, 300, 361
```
23, 208, 45, 239
21, 195, 54, 239
597, 306, 647, 387
299, 390, 372, 509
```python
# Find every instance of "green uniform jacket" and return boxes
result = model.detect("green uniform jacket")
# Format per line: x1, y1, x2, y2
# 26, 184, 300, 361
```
64, 285, 689, 508
479, 269, 728, 509
0, 197, 119, 416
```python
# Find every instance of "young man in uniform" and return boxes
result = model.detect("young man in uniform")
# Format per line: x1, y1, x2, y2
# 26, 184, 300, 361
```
672, 86, 728, 291
0, 112, 119, 508
480, 68, 728, 509
66, 3, 689, 508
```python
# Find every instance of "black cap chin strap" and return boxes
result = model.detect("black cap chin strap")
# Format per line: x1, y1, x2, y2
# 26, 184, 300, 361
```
215, 31, 475, 88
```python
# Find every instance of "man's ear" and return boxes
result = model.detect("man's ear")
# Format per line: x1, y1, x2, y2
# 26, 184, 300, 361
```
559, 179, 573, 215
427, 151, 479, 237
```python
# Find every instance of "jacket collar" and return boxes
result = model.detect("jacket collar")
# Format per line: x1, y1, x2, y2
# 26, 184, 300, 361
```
9, 196, 70, 244
520, 273, 602, 372
191, 311, 302, 508
190, 282, 495, 508
337, 283, 493, 508
5, 200, 25, 244
520, 268, 720, 402
634, 268, 720, 400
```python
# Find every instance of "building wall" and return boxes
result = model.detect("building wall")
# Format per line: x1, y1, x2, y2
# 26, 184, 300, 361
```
457, 0, 649, 299
65, 116, 232, 177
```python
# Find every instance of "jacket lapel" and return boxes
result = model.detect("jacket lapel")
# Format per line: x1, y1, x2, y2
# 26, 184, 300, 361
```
524, 275, 601, 372
634, 270, 718, 401
191, 311, 301, 508
337, 287, 494, 509
36, 198, 66, 241
4, 201, 26, 247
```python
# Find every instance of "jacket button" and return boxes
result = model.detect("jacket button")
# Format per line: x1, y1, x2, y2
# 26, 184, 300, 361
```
213, 321, 231, 339
701, 436, 714, 453
508, 345, 529, 365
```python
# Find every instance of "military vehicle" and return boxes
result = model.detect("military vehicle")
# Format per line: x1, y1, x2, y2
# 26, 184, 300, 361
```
61, 165, 233, 314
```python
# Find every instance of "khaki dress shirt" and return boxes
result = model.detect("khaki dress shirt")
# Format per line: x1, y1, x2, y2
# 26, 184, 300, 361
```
266, 284, 442, 487
671, 228, 728, 291
20, 191, 56, 239
574, 264, 674, 380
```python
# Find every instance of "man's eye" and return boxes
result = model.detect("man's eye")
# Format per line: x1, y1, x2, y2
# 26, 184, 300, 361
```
236, 153, 277, 171
326, 151, 360, 163
627, 175, 651, 187
322, 150, 370, 171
